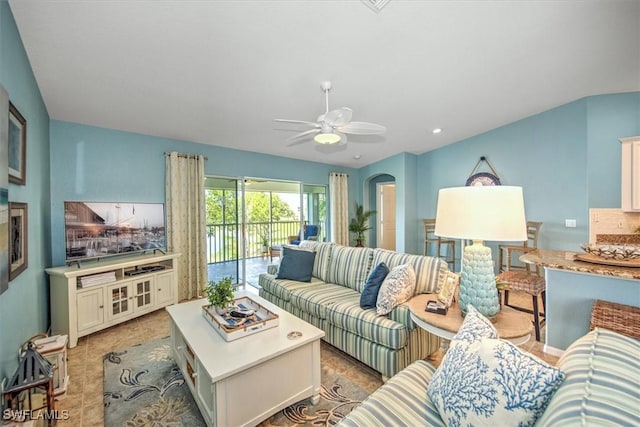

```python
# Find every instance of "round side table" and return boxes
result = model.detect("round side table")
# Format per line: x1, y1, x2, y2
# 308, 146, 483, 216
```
408, 293, 532, 353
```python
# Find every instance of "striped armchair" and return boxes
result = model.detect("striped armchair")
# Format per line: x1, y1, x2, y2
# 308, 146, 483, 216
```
339, 317, 639, 426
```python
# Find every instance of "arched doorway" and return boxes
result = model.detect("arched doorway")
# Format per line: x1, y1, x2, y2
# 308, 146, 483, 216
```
367, 174, 396, 249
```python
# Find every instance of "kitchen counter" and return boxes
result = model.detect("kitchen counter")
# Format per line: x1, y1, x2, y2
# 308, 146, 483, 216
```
520, 249, 640, 353
521, 249, 640, 280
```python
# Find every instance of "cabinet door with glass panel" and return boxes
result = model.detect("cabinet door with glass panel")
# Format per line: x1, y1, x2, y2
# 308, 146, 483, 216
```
106, 281, 133, 321
106, 278, 155, 321
132, 277, 155, 312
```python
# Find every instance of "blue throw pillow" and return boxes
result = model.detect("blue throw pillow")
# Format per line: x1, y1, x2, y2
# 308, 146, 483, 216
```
276, 246, 316, 282
360, 262, 389, 309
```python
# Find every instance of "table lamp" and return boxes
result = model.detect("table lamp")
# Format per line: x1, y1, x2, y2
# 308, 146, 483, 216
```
434, 186, 527, 318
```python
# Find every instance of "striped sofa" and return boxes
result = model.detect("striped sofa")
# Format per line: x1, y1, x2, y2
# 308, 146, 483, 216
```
258, 241, 448, 378
338, 327, 640, 426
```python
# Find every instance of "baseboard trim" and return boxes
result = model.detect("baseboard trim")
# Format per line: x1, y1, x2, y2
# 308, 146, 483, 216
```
543, 343, 564, 358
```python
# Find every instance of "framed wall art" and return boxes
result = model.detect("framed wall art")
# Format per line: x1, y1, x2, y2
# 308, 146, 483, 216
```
9, 202, 28, 281
8, 102, 26, 185
0, 85, 9, 293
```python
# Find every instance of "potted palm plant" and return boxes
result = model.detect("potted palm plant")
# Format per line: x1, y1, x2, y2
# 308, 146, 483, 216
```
349, 202, 376, 247
205, 276, 235, 315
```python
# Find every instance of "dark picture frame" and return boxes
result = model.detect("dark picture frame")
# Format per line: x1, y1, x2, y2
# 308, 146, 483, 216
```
9, 202, 27, 281
0, 85, 9, 294
8, 102, 26, 185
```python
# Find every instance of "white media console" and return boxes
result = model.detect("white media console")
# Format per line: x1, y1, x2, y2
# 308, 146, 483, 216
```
46, 252, 180, 348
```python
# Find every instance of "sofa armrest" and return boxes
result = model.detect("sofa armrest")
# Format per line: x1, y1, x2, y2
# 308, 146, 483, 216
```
388, 304, 416, 330
338, 360, 445, 427
535, 328, 640, 426
267, 264, 279, 275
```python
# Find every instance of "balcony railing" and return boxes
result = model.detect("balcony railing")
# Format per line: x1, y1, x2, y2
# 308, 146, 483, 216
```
206, 220, 303, 264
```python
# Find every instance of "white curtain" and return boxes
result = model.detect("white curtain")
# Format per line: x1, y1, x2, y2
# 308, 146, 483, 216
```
165, 152, 207, 301
329, 172, 350, 245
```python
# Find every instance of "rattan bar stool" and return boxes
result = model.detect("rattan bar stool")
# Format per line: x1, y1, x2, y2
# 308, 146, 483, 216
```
498, 221, 542, 272
495, 267, 546, 341
590, 299, 640, 339
423, 219, 456, 269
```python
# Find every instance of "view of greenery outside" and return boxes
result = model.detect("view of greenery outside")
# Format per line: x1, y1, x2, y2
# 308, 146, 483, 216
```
205, 190, 297, 225
205, 188, 237, 225
206, 189, 300, 262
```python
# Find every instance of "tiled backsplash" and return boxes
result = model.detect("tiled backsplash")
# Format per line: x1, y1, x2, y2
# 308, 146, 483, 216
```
589, 208, 640, 243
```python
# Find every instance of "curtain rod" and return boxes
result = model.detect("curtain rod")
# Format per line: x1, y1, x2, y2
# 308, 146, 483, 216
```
164, 151, 208, 161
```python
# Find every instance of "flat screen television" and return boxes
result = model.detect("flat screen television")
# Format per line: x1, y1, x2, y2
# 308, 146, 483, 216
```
64, 201, 166, 262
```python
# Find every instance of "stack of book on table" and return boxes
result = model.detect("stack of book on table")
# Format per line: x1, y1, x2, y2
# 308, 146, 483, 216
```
77, 271, 116, 288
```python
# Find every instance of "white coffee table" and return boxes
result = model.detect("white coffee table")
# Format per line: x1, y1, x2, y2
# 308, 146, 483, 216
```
166, 291, 325, 427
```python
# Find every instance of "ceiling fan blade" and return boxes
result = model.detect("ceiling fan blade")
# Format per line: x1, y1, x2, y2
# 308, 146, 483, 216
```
323, 107, 353, 127
286, 128, 320, 142
337, 121, 386, 135
287, 138, 312, 147
336, 132, 348, 146
274, 119, 320, 127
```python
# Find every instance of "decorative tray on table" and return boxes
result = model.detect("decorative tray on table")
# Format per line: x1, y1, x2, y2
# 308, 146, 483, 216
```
202, 296, 279, 341
574, 244, 640, 268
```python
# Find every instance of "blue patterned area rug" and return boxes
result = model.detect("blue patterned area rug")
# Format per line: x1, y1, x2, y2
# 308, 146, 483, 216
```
104, 337, 371, 426
103, 336, 206, 426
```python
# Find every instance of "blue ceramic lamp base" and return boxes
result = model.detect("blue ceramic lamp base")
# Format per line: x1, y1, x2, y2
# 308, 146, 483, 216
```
459, 241, 500, 318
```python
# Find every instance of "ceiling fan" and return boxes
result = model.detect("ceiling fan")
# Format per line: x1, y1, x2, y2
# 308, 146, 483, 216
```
275, 81, 386, 145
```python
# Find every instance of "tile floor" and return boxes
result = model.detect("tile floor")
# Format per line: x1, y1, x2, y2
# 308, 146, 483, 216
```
54, 289, 556, 426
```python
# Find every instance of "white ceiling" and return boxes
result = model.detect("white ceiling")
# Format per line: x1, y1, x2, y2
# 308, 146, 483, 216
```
8, 0, 640, 168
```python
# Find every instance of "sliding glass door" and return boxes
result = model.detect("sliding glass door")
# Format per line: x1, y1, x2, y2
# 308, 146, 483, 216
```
205, 177, 327, 288
205, 177, 241, 284
303, 183, 327, 243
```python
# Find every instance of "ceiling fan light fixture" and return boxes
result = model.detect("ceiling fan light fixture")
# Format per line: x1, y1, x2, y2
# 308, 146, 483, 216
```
314, 133, 342, 145
276, 81, 384, 147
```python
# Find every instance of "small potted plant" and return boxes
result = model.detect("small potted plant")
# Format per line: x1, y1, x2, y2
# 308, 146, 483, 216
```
349, 202, 376, 247
205, 276, 235, 315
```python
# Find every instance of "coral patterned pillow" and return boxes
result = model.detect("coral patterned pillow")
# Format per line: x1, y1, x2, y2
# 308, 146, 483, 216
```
427, 316, 565, 427
376, 263, 416, 315
452, 304, 498, 346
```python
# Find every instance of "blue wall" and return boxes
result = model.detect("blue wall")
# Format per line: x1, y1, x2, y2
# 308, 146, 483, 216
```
359, 152, 421, 253
545, 269, 640, 350
0, 0, 51, 381
49, 121, 357, 266
417, 92, 640, 258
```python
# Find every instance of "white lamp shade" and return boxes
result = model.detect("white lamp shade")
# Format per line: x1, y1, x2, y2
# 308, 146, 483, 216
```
434, 186, 527, 242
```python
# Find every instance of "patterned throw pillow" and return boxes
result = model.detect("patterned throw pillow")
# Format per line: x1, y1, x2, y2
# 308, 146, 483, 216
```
452, 304, 498, 346
376, 263, 416, 315
427, 309, 565, 427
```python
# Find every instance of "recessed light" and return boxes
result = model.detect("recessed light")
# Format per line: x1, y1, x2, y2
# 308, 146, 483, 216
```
432, 128, 442, 134
354, 154, 362, 160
